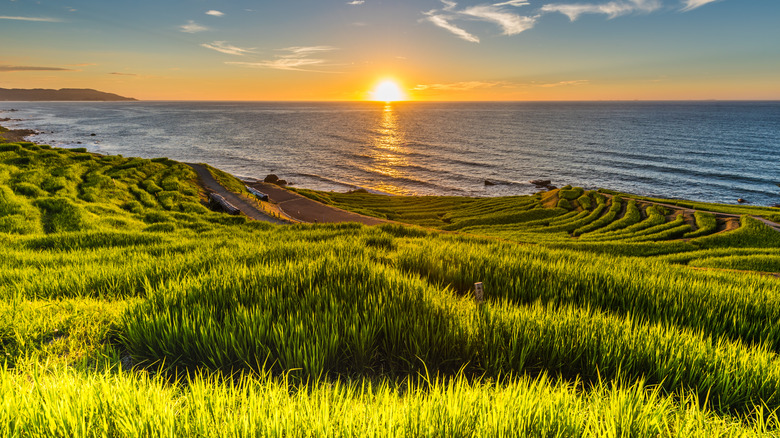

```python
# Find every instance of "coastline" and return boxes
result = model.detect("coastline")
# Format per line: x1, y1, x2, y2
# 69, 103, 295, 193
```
0, 121, 37, 143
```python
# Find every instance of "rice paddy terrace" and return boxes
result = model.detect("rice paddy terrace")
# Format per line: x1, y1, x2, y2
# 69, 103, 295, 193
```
295, 185, 780, 275
2, 140, 780, 436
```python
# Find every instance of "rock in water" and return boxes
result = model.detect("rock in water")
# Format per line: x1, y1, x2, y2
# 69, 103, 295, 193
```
264, 174, 279, 183
737, 198, 748, 204
276, 179, 287, 186
484, 180, 496, 186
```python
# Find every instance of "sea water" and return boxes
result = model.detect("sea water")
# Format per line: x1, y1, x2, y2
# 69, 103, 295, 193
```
2, 101, 778, 205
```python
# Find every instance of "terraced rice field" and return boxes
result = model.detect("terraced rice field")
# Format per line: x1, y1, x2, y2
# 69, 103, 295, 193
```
2, 141, 780, 436
296, 185, 780, 275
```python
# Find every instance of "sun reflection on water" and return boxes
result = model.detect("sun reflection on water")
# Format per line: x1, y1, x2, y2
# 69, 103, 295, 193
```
361, 103, 411, 194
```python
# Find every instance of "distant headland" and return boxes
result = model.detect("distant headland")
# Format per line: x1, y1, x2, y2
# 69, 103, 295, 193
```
0, 88, 136, 101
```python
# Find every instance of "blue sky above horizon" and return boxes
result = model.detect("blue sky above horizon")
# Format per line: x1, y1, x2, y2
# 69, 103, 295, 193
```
1, 0, 778, 100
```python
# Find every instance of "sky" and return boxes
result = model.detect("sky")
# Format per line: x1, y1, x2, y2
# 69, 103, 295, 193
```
1, 0, 779, 101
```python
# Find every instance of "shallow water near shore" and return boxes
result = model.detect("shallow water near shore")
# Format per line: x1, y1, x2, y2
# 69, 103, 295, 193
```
2, 101, 779, 205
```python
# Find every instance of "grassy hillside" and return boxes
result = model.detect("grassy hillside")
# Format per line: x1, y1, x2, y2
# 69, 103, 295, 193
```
295, 186, 780, 274
2, 141, 780, 436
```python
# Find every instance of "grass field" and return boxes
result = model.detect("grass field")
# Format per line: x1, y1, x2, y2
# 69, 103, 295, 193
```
2, 141, 780, 436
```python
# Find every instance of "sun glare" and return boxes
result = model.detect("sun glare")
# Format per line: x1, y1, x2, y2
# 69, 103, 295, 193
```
371, 80, 406, 102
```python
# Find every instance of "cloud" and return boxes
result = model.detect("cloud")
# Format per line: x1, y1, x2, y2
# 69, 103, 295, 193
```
0, 65, 74, 72
413, 79, 589, 91
201, 41, 254, 56
109, 72, 138, 76
493, 0, 530, 6
540, 0, 661, 21
423, 0, 536, 42
413, 81, 504, 91
179, 20, 208, 33
0, 15, 61, 22
424, 12, 480, 43
205, 10, 224, 16
680, 0, 718, 12
535, 79, 589, 87
226, 46, 339, 72
461, 5, 537, 35
346, 0, 365, 4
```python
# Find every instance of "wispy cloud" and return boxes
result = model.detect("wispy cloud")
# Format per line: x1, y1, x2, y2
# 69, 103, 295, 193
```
346, 0, 365, 4
535, 79, 589, 87
206, 10, 224, 17
201, 41, 254, 56
0, 15, 62, 22
461, 4, 537, 35
413, 81, 505, 91
424, 12, 480, 43
413, 79, 589, 92
0, 65, 73, 72
226, 46, 339, 72
179, 20, 208, 33
493, 0, 530, 6
109, 72, 138, 76
540, 0, 661, 21
680, 0, 718, 12
423, 0, 536, 43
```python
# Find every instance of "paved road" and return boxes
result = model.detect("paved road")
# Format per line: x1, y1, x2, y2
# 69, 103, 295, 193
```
187, 163, 287, 224
245, 181, 387, 225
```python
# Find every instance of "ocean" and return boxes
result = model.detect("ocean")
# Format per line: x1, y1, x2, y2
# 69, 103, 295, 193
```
2, 101, 779, 206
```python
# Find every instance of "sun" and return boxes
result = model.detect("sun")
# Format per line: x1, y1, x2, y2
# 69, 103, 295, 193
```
371, 80, 406, 102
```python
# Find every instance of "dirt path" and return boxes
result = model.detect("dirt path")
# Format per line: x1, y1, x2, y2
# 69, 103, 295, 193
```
187, 164, 287, 225
245, 181, 388, 225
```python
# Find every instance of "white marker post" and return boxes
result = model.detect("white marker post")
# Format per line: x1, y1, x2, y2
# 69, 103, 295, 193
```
474, 282, 484, 303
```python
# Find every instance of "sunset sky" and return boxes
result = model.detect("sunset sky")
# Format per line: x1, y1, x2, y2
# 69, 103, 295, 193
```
1, 0, 778, 101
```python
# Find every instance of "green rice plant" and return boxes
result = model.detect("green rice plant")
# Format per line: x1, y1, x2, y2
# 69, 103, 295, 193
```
543, 202, 608, 233
40, 176, 67, 195
689, 254, 780, 274
573, 197, 622, 236
548, 240, 697, 257
586, 205, 666, 241
2, 365, 776, 437
626, 223, 692, 242
0, 185, 41, 234
442, 208, 562, 231
558, 187, 584, 201
576, 193, 592, 210
156, 191, 180, 210
683, 211, 718, 238
140, 179, 163, 195
144, 223, 176, 233
599, 188, 780, 219
159, 175, 181, 192
0, 297, 129, 365
0, 144, 22, 152
395, 237, 780, 353
479, 301, 780, 414
35, 197, 86, 234
583, 199, 641, 237
13, 182, 46, 198
557, 198, 573, 210
657, 248, 780, 266
129, 185, 157, 208
693, 216, 780, 249
121, 254, 475, 377
545, 209, 591, 226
